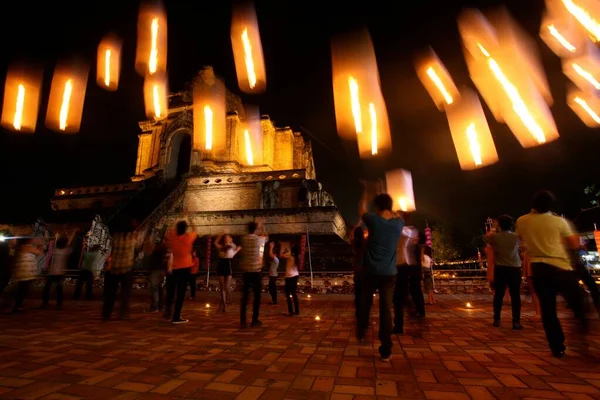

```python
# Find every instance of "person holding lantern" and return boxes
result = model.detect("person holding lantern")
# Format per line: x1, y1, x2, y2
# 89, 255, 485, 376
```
356, 182, 403, 362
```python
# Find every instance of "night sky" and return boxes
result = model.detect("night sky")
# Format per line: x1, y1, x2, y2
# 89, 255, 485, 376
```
0, 0, 599, 238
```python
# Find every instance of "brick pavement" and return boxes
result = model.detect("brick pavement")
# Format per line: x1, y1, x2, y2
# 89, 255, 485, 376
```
0, 293, 599, 399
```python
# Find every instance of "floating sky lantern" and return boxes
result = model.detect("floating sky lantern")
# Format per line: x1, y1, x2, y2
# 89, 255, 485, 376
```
540, 11, 588, 58
567, 85, 600, 127
562, 44, 600, 93
241, 104, 263, 166
415, 48, 460, 110
192, 75, 226, 153
135, 2, 167, 77
143, 73, 168, 120
331, 28, 392, 158
385, 169, 416, 213
45, 61, 89, 134
1, 64, 42, 133
553, 0, 600, 43
96, 34, 122, 91
446, 87, 498, 170
231, 1, 266, 94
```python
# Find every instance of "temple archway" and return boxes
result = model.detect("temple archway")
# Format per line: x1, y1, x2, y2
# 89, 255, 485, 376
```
165, 130, 192, 180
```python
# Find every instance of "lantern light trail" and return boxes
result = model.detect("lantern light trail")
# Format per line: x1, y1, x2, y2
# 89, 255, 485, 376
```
348, 77, 362, 134
572, 63, 600, 89
369, 102, 377, 155
13, 84, 25, 130
241, 28, 257, 89
399, 198, 408, 212
149, 18, 159, 75
547, 24, 577, 52
204, 105, 213, 150
562, 0, 600, 42
152, 84, 161, 118
244, 129, 254, 165
466, 123, 483, 166
575, 96, 600, 123
59, 79, 73, 131
426, 67, 454, 105
104, 49, 111, 87
477, 44, 546, 144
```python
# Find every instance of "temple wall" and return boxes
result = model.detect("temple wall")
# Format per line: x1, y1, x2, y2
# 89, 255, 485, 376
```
273, 128, 294, 171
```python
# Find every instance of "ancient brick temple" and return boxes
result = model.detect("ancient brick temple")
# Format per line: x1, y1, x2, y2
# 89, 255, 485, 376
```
46, 67, 348, 267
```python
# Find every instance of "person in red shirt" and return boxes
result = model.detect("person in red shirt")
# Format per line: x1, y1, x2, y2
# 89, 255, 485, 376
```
189, 251, 200, 300
163, 220, 198, 324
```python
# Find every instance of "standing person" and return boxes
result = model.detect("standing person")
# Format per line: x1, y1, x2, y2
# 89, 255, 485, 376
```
214, 234, 241, 312
422, 245, 435, 305
164, 220, 198, 324
356, 187, 403, 362
42, 232, 76, 310
239, 220, 268, 328
281, 243, 300, 316
74, 245, 101, 301
267, 241, 280, 305
351, 225, 367, 319
516, 190, 586, 357
0, 234, 14, 296
11, 238, 42, 313
144, 241, 169, 313
102, 219, 143, 320
486, 215, 523, 330
523, 250, 541, 321
189, 251, 200, 300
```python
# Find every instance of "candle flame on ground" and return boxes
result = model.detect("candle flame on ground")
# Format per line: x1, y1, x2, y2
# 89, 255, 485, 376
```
466, 302, 472, 308
348, 76, 362, 134
547, 25, 577, 52
369, 102, 377, 155
204, 105, 213, 150
241, 28, 257, 89
149, 18, 159, 74
13, 84, 25, 130
59, 79, 73, 131
562, 0, 600, 42
244, 129, 254, 165
152, 85, 161, 118
574, 96, 600, 123
477, 44, 546, 144
315, 316, 321, 321
205, 303, 210, 308
105, 49, 111, 87
466, 123, 483, 166
426, 66, 454, 104
572, 63, 600, 89
307, 294, 311, 298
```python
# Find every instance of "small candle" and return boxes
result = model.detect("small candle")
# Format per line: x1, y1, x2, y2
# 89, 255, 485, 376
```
205, 303, 210, 308
307, 294, 311, 298
466, 302, 472, 308
315, 316, 321, 321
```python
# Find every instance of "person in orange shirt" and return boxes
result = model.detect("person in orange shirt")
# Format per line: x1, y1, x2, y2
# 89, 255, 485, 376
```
189, 251, 200, 300
163, 220, 198, 324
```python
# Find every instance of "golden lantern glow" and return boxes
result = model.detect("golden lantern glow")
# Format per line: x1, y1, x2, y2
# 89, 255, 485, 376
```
135, 2, 167, 77
45, 61, 89, 134
240, 104, 263, 166
331, 28, 392, 157
559, 0, 600, 42
385, 169, 416, 213
540, 12, 587, 57
445, 87, 498, 170
415, 48, 460, 110
1, 65, 42, 133
143, 73, 168, 120
96, 34, 122, 91
193, 76, 226, 153
231, 2, 266, 94
562, 46, 600, 92
567, 86, 600, 127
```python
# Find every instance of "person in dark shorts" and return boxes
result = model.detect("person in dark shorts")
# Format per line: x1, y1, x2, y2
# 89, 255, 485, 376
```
214, 234, 241, 312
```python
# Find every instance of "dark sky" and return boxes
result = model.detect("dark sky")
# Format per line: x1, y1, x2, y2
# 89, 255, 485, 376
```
0, 0, 598, 237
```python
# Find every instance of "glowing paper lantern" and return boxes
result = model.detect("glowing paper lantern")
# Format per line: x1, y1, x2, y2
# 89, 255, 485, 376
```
45, 61, 89, 134
135, 2, 167, 77
457, 9, 499, 64
331, 28, 392, 157
567, 85, 600, 127
562, 45, 600, 93
143, 73, 168, 120
241, 104, 263, 166
192, 76, 226, 153
464, 50, 506, 122
96, 34, 122, 91
445, 87, 498, 170
551, 0, 600, 43
231, 1, 266, 94
385, 169, 416, 213
1, 64, 42, 133
540, 12, 588, 58
415, 48, 460, 110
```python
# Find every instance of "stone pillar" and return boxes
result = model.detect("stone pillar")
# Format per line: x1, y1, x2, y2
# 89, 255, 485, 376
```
293, 132, 304, 170
261, 117, 275, 169
273, 128, 294, 171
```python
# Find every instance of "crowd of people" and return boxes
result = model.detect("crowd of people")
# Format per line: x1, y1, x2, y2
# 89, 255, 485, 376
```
0, 187, 598, 361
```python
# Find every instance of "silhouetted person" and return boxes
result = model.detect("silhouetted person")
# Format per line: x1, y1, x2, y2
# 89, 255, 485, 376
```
239, 220, 268, 328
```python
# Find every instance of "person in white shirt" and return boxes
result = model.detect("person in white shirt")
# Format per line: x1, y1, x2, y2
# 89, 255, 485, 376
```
239, 220, 268, 328
267, 241, 280, 305
214, 234, 241, 312
42, 231, 76, 310
281, 243, 300, 316
516, 190, 586, 358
